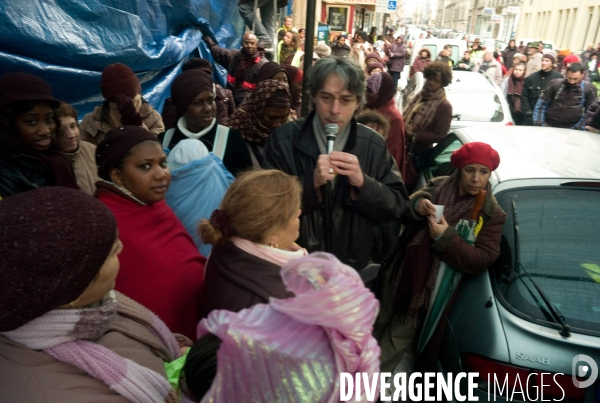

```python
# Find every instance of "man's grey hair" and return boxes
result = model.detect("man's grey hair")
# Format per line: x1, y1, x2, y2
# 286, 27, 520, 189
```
308, 57, 366, 104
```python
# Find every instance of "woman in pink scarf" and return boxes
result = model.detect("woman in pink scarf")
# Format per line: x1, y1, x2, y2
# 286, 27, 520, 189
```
198, 169, 308, 318
0, 187, 187, 403
181, 252, 381, 402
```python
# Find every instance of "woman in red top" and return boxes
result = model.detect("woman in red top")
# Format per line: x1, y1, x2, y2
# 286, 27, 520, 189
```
95, 125, 206, 340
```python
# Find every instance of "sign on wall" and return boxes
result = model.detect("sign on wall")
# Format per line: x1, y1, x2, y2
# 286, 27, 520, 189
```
327, 6, 349, 32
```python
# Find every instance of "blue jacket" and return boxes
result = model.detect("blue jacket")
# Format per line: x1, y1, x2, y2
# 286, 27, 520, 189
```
165, 154, 234, 257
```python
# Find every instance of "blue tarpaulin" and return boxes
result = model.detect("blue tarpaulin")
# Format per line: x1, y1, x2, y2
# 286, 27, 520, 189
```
0, 1, 244, 118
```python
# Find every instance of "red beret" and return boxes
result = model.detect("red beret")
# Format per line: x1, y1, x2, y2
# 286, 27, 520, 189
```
451, 142, 500, 171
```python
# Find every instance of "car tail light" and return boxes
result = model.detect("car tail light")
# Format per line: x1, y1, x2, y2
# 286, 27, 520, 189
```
505, 121, 514, 126
463, 354, 585, 402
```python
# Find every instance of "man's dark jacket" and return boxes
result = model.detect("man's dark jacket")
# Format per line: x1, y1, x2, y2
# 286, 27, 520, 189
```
520, 68, 563, 125
263, 112, 409, 270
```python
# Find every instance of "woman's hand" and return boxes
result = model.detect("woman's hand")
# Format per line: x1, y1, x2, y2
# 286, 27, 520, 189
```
428, 215, 449, 240
416, 198, 436, 217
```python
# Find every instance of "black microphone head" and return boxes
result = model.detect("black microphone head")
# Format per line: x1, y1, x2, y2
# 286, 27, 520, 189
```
325, 123, 339, 136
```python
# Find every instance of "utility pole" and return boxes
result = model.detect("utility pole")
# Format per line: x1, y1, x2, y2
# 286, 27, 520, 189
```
301, 0, 316, 116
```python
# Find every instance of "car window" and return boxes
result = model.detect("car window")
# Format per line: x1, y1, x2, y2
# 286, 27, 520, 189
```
493, 187, 600, 335
419, 136, 462, 181
446, 89, 505, 122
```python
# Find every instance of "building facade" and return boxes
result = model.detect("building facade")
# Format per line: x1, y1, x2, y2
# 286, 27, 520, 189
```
516, 0, 600, 51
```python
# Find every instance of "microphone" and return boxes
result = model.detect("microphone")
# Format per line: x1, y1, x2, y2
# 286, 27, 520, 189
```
325, 123, 339, 154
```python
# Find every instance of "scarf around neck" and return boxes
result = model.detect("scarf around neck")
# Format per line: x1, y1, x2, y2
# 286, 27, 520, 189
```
225, 79, 291, 145
1, 291, 181, 403
233, 237, 308, 267
507, 74, 525, 114
177, 116, 216, 139
403, 87, 446, 140
394, 173, 490, 327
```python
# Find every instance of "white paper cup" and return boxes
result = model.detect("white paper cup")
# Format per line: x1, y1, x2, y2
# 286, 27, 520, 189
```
433, 204, 445, 223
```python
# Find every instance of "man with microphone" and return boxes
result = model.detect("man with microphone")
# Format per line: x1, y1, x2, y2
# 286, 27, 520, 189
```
263, 57, 409, 271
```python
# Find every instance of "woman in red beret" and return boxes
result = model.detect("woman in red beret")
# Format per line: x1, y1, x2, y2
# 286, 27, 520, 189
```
375, 142, 506, 374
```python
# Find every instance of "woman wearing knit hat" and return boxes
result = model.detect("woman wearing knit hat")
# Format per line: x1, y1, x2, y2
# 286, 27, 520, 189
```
95, 126, 206, 340
162, 58, 236, 130
376, 141, 506, 374
225, 79, 292, 167
159, 69, 253, 176
0, 72, 78, 199
0, 187, 188, 402
79, 63, 165, 145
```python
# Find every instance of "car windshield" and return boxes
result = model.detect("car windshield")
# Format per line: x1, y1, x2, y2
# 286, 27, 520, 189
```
446, 88, 505, 122
493, 187, 600, 335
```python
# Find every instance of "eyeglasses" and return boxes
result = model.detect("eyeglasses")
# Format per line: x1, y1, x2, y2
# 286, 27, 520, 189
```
316, 92, 357, 106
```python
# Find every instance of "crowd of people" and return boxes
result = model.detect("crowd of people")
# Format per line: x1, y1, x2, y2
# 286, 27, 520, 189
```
0, 23, 593, 402
406, 36, 600, 129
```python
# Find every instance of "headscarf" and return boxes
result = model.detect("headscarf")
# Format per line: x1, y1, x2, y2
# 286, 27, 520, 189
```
256, 62, 288, 84
366, 72, 397, 109
96, 125, 160, 180
170, 70, 215, 117
365, 52, 383, 64
225, 79, 291, 145
0, 187, 116, 331
367, 62, 385, 75
283, 65, 303, 83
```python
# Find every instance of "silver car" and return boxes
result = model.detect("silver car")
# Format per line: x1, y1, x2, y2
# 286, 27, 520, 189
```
415, 126, 600, 402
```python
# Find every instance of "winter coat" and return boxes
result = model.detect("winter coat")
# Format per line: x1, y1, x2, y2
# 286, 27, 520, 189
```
388, 40, 407, 73
0, 310, 175, 403
375, 97, 407, 179
410, 98, 453, 156
205, 37, 268, 106
436, 52, 454, 67
533, 78, 597, 129
584, 97, 600, 129
453, 58, 474, 71
158, 122, 253, 177
79, 100, 164, 145
263, 112, 409, 270
473, 58, 503, 85
410, 50, 431, 78
199, 241, 294, 319
0, 138, 77, 199
66, 141, 100, 197
501, 46, 518, 68
520, 68, 564, 121
525, 52, 543, 77
165, 154, 234, 257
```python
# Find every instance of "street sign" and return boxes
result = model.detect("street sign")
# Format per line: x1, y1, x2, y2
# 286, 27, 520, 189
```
376, 0, 397, 13
490, 14, 502, 23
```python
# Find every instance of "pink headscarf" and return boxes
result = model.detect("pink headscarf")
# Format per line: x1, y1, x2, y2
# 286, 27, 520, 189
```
197, 252, 380, 402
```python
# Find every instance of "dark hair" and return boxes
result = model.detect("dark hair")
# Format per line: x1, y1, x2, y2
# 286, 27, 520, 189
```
355, 110, 390, 139
357, 31, 369, 42
370, 27, 377, 35
493, 50, 499, 58
423, 61, 453, 87
180, 333, 222, 402
567, 62, 585, 74
308, 57, 366, 104
591, 52, 599, 58
299, 28, 306, 34
514, 62, 526, 70
443, 44, 452, 50
377, 35, 384, 41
